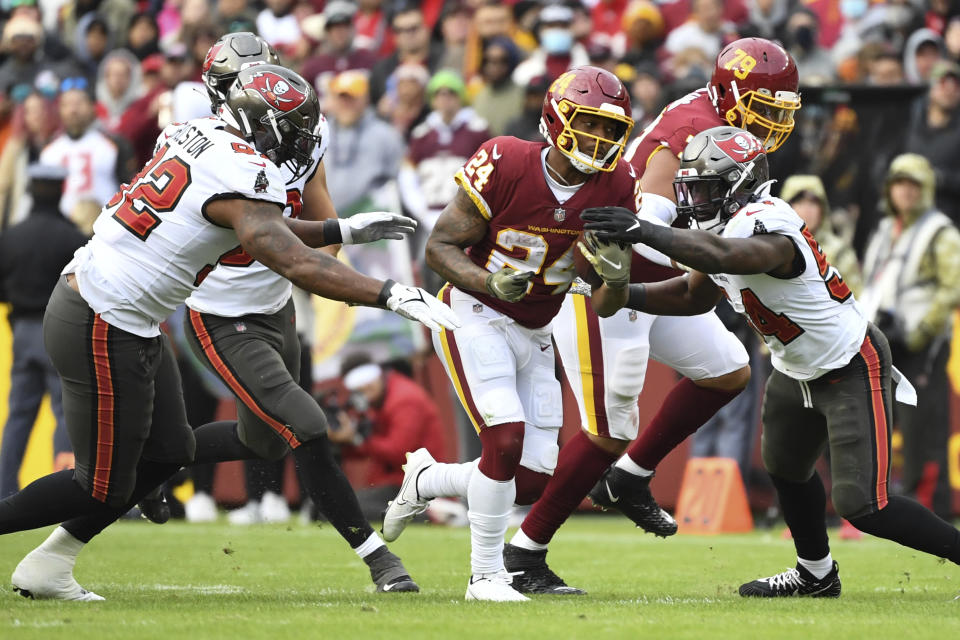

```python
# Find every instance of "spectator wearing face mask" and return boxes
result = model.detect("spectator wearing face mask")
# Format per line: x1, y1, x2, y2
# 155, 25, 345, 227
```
328, 354, 450, 521
513, 3, 589, 87
782, 8, 835, 85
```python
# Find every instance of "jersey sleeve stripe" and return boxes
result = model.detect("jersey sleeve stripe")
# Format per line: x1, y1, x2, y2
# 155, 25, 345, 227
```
188, 309, 302, 449
453, 169, 492, 220
90, 315, 116, 503
436, 285, 484, 433
572, 294, 610, 438
646, 144, 670, 168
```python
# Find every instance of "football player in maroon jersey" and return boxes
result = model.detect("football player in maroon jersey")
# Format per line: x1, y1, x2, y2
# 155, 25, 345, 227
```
497, 38, 803, 594
382, 66, 642, 601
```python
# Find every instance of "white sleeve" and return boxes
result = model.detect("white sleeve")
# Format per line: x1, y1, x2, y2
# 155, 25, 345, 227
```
639, 190, 678, 225
217, 156, 286, 206
632, 211, 675, 268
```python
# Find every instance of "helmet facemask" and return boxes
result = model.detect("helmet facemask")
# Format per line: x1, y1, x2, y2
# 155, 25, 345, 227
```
725, 85, 801, 152
247, 109, 322, 182
674, 156, 767, 234
543, 99, 634, 174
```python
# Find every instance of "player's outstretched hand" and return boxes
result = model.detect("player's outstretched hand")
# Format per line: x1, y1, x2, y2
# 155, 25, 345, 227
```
383, 282, 461, 332
577, 231, 630, 289
485, 267, 535, 302
581, 206, 645, 244
340, 212, 418, 244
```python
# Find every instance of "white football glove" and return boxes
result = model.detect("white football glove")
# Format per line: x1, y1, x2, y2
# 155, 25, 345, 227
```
380, 280, 461, 332
339, 212, 417, 245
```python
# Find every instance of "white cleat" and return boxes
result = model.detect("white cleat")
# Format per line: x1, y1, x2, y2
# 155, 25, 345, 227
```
465, 571, 530, 602
381, 448, 435, 542
227, 501, 261, 525
260, 491, 291, 523
184, 491, 218, 523
12, 548, 104, 601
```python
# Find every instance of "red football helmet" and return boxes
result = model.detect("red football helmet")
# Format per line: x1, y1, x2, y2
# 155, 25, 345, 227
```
708, 38, 800, 153
540, 66, 634, 174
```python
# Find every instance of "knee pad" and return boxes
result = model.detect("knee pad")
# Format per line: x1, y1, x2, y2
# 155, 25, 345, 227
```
609, 344, 649, 400
238, 421, 290, 462
831, 481, 874, 520
525, 368, 563, 428
478, 422, 525, 480
278, 387, 329, 443
519, 424, 560, 475
514, 466, 551, 506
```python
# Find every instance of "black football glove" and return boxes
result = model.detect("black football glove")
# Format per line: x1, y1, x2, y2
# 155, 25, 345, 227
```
580, 206, 646, 244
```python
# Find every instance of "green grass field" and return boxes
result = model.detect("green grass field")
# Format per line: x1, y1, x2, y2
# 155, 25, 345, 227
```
1, 516, 958, 639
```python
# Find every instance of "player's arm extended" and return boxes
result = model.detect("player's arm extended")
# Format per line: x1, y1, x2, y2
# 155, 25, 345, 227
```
283, 163, 416, 251
297, 160, 340, 256
626, 271, 722, 316
425, 186, 491, 293
583, 207, 795, 275
207, 197, 384, 305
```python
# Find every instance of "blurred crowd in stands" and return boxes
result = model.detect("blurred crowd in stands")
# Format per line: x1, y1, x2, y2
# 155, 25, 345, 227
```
2, 0, 960, 521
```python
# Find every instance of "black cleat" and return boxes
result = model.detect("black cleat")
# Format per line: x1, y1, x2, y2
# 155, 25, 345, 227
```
588, 466, 677, 537
138, 487, 171, 524
739, 562, 841, 598
365, 547, 420, 593
503, 544, 585, 595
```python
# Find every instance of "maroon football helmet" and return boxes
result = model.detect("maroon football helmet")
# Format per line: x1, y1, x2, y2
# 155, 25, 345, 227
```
708, 38, 800, 152
539, 66, 634, 174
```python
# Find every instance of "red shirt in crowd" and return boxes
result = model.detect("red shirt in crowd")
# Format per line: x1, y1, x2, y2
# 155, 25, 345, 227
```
341, 371, 449, 487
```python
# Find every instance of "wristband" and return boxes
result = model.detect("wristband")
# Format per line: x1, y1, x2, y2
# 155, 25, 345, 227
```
626, 284, 646, 311
377, 279, 397, 307
322, 219, 343, 245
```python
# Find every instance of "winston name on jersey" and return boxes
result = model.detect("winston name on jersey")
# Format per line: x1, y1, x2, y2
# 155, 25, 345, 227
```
713, 195, 867, 381
64, 117, 286, 337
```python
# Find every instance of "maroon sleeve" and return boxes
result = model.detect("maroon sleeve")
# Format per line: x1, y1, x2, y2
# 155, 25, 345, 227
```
453, 135, 522, 221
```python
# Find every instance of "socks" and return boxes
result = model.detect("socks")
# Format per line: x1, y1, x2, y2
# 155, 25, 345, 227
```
797, 553, 834, 580
192, 421, 260, 465
849, 496, 960, 565
614, 455, 653, 477
39, 526, 87, 560
416, 459, 477, 500
63, 460, 184, 543
354, 531, 386, 560
292, 436, 375, 549
467, 469, 515, 575
518, 431, 617, 546
510, 528, 548, 552
513, 466, 551, 506
625, 377, 741, 470
771, 473, 830, 561
0, 469, 113, 535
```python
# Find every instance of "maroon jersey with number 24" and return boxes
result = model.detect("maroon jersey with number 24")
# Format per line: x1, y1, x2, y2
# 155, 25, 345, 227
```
452, 135, 642, 329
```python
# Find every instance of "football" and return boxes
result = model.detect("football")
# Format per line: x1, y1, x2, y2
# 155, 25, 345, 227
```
572, 230, 603, 288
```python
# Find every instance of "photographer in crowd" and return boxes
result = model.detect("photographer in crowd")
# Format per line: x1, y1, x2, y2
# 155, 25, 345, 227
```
327, 353, 448, 521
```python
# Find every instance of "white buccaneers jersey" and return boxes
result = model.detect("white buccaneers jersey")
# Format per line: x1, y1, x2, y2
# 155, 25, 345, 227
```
185, 114, 330, 317
710, 196, 867, 381
64, 117, 286, 337
40, 129, 120, 217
